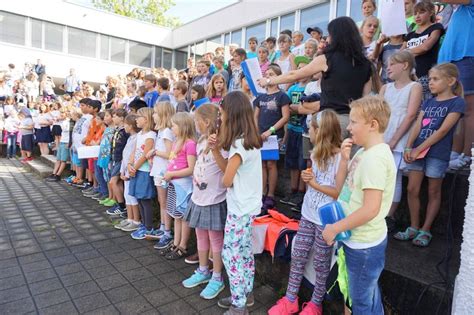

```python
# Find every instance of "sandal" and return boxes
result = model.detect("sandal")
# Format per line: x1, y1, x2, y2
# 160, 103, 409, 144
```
165, 246, 187, 260
393, 227, 419, 241
412, 230, 432, 247
159, 244, 176, 256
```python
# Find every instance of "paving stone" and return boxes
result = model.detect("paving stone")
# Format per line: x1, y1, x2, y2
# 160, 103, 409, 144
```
104, 283, 140, 303
49, 254, 78, 267
114, 295, 154, 314
0, 285, 31, 304
29, 278, 64, 296
34, 288, 71, 309
83, 304, 119, 315
95, 273, 129, 291
38, 301, 78, 315
59, 271, 92, 287
112, 258, 142, 272
0, 266, 22, 280
158, 300, 198, 314
131, 277, 166, 294
54, 262, 84, 276
79, 257, 109, 269
73, 292, 111, 313
66, 280, 101, 299
44, 247, 71, 259
144, 288, 180, 307
0, 274, 25, 291
0, 297, 36, 314
18, 252, 47, 265
122, 267, 153, 282
21, 259, 52, 273
74, 249, 101, 261
87, 265, 119, 279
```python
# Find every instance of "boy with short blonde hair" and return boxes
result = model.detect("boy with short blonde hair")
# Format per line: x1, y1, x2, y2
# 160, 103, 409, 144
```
322, 95, 396, 314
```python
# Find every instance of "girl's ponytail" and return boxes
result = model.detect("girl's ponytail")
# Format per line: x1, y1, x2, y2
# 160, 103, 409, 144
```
452, 79, 464, 98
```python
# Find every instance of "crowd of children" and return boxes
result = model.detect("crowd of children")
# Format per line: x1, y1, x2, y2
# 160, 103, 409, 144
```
0, 1, 472, 313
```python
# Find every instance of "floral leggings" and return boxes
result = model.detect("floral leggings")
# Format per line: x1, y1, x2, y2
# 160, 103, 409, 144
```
222, 213, 255, 309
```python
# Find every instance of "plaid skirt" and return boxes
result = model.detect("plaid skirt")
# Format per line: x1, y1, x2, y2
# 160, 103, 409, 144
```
183, 199, 227, 231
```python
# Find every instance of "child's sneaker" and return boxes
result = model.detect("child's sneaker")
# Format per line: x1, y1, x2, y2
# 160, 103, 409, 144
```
64, 175, 75, 183
268, 296, 299, 315
131, 225, 148, 240
82, 186, 95, 194
121, 221, 140, 232
280, 192, 297, 205
200, 278, 225, 299
106, 205, 125, 216
144, 229, 164, 240
288, 192, 304, 207
99, 197, 111, 205
90, 192, 104, 200
262, 196, 275, 211
184, 252, 199, 264
103, 199, 117, 207
154, 234, 173, 250
449, 153, 471, 170
218, 294, 255, 309
114, 219, 130, 230
182, 269, 211, 288
299, 302, 322, 315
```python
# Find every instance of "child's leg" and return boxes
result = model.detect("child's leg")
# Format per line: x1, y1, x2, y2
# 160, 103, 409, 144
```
261, 161, 268, 195
208, 230, 224, 275
310, 224, 333, 306
157, 186, 171, 231
132, 205, 140, 222
57, 162, 67, 176
406, 171, 425, 229
139, 199, 154, 230
421, 178, 443, 232
52, 161, 61, 175
76, 166, 83, 180
222, 214, 255, 309
289, 169, 299, 191
174, 218, 182, 247
195, 228, 211, 267
267, 160, 278, 197
179, 220, 191, 250
388, 170, 403, 218
285, 218, 317, 302
111, 177, 124, 204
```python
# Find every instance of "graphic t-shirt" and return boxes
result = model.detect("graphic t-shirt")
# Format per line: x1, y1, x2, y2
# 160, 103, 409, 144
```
253, 91, 291, 138
338, 143, 396, 248
192, 139, 229, 206
150, 128, 175, 177
404, 23, 445, 77
413, 96, 465, 161
167, 139, 197, 173
287, 83, 306, 132
134, 130, 157, 172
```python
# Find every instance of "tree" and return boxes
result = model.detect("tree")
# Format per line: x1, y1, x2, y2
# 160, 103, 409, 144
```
92, 0, 181, 28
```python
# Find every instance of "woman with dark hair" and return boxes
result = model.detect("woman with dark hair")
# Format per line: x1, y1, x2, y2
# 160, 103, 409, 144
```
259, 16, 372, 136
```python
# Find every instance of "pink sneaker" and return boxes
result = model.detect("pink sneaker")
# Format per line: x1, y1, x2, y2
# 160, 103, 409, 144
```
268, 296, 299, 315
300, 302, 322, 315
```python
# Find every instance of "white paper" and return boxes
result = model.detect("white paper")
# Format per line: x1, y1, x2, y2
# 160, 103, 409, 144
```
262, 135, 279, 151
379, 0, 407, 36
241, 58, 266, 95
77, 145, 100, 159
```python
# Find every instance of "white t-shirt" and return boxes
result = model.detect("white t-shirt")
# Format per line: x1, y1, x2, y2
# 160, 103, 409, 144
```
60, 119, 71, 144
134, 130, 157, 172
51, 110, 61, 126
150, 128, 175, 177
226, 139, 262, 216
292, 43, 305, 56
121, 134, 137, 177
301, 153, 341, 225
72, 114, 92, 150
302, 80, 321, 138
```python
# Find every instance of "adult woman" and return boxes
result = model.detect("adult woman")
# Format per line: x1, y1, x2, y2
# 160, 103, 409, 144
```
258, 17, 372, 135
438, 0, 474, 169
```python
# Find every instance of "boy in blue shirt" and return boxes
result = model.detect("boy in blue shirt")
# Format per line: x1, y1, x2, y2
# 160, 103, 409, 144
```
143, 74, 159, 108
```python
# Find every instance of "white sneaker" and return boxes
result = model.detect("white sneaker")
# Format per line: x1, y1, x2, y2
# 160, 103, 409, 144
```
114, 219, 130, 230
121, 221, 140, 232
450, 151, 460, 161
449, 154, 471, 170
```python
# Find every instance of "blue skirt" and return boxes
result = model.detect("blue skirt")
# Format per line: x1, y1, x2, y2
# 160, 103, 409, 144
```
35, 126, 53, 143
129, 170, 156, 199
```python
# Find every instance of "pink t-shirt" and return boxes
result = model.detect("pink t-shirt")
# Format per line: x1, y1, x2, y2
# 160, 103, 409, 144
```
167, 139, 197, 172
191, 139, 229, 206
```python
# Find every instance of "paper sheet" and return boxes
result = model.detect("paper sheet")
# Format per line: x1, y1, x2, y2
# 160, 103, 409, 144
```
380, 0, 407, 36
77, 145, 100, 159
262, 135, 279, 151
241, 57, 266, 96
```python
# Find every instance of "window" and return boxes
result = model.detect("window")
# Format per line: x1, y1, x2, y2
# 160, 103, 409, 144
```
207, 35, 222, 55
174, 48, 188, 70
31, 19, 42, 48
224, 33, 230, 46
245, 22, 266, 49
155, 47, 163, 67
230, 29, 241, 46
350, 0, 364, 23
163, 50, 172, 69
270, 18, 279, 37
44, 22, 63, 52
68, 27, 96, 58
193, 41, 205, 58
300, 3, 331, 40
100, 34, 110, 60
0, 11, 26, 45
110, 37, 125, 63
129, 41, 152, 67
337, 0, 348, 17
280, 13, 295, 33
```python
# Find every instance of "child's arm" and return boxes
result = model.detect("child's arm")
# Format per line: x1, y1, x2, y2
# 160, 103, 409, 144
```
387, 83, 423, 150
301, 169, 339, 199
323, 188, 383, 245
164, 154, 197, 179
298, 101, 320, 114
133, 138, 153, 170
127, 144, 137, 177
254, 106, 260, 129
335, 139, 353, 193
262, 105, 290, 141
222, 154, 242, 188
154, 139, 172, 159
407, 30, 443, 57
208, 134, 228, 173
404, 112, 423, 162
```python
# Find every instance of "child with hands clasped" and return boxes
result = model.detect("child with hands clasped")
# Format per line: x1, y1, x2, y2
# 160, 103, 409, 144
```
268, 110, 342, 315
182, 104, 228, 300
158, 112, 197, 260
322, 96, 396, 315
395, 63, 465, 247
218, 91, 263, 315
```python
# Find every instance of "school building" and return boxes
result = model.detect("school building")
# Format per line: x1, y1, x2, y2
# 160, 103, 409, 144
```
1, 0, 366, 83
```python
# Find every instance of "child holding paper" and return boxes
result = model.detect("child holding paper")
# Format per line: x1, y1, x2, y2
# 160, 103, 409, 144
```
253, 64, 291, 212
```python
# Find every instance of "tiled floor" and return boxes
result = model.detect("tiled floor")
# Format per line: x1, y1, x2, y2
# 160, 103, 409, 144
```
0, 158, 276, 314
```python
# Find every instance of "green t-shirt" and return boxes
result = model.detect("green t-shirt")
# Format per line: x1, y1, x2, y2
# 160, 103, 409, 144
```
406, 16, 417, 32
338, 143, 396, 247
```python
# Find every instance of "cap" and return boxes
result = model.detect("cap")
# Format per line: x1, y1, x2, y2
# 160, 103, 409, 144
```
294, 56, 311, 66
306, 26, 323, 36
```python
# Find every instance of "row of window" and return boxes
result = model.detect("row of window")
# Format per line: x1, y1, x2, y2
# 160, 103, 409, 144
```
0, 11, 188, 70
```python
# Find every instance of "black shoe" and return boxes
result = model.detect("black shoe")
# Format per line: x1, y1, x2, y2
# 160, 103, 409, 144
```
386, 217, 396, 233
53, 175, 61, 182
45, 174, 57, 182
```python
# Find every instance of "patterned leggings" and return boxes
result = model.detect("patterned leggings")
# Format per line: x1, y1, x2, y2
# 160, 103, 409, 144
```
286, 217, 333, 305
222, 213, 255, 309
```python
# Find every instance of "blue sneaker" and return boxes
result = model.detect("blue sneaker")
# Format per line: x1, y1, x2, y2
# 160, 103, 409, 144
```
200, 278, 225, 299
131, 225, 148, 240
106, 205, 125, 216
64, 175, 75, 183
182, 269, 211, 288
144, 229, 164, 240
154, 234, 173, 249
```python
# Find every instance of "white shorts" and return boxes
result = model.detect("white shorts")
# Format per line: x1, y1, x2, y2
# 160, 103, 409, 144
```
124, 180, 138, 206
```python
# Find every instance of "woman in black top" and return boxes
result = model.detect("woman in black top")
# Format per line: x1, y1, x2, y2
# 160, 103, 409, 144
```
259, 17, 372, 134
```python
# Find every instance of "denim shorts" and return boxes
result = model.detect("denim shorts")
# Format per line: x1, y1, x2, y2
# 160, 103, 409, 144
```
56, 143, 69, 162
285, 129, 306, 170
405, 157, 449, 179
110, 161, 121, 178
454, 57, 474, 96
71, 151, 81, 167
343, 237, 387, 315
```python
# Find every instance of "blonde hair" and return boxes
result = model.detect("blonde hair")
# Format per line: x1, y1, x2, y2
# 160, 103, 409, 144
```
350, 95, 391, 133
154, 101, 175, 130
360, 15, 379, 32
206, 73, 227, 99
137, 107, 154, 132
311, 110, 342, 171
171, 112, 196, 143
389, 50, 417, 81
430, 63, 464, 98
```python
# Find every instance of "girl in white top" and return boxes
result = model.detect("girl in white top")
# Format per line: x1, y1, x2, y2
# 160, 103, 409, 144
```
360, 16, 379, 64
50, 101, 62, 150
276, 34, 296, 91
147, 102, 175, 240
380, 51, 422, 221
216, 91, 262, 313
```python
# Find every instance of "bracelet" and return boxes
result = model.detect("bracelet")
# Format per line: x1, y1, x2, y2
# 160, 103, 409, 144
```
269, 126, 276, 134
404, 148, 412, 152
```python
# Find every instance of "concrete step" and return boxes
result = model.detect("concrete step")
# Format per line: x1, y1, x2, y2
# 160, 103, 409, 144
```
23, 158, 53, 178
39, 154, 57, 168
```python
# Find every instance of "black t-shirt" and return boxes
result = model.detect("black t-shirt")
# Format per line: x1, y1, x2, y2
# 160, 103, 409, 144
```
320, 51, 371, 114
404, 23, 444, 77
254, 91, 291, 138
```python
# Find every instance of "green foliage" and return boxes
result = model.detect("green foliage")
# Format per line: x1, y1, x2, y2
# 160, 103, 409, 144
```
92, 0, 181, 28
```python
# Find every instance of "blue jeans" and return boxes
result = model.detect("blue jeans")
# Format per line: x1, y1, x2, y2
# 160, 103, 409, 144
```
343, 237, 387, 315
94, 161, 108, 196
7, 133, 17, 158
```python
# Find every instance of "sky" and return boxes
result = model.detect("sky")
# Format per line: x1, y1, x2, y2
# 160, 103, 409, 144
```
72, 0, 238, 24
